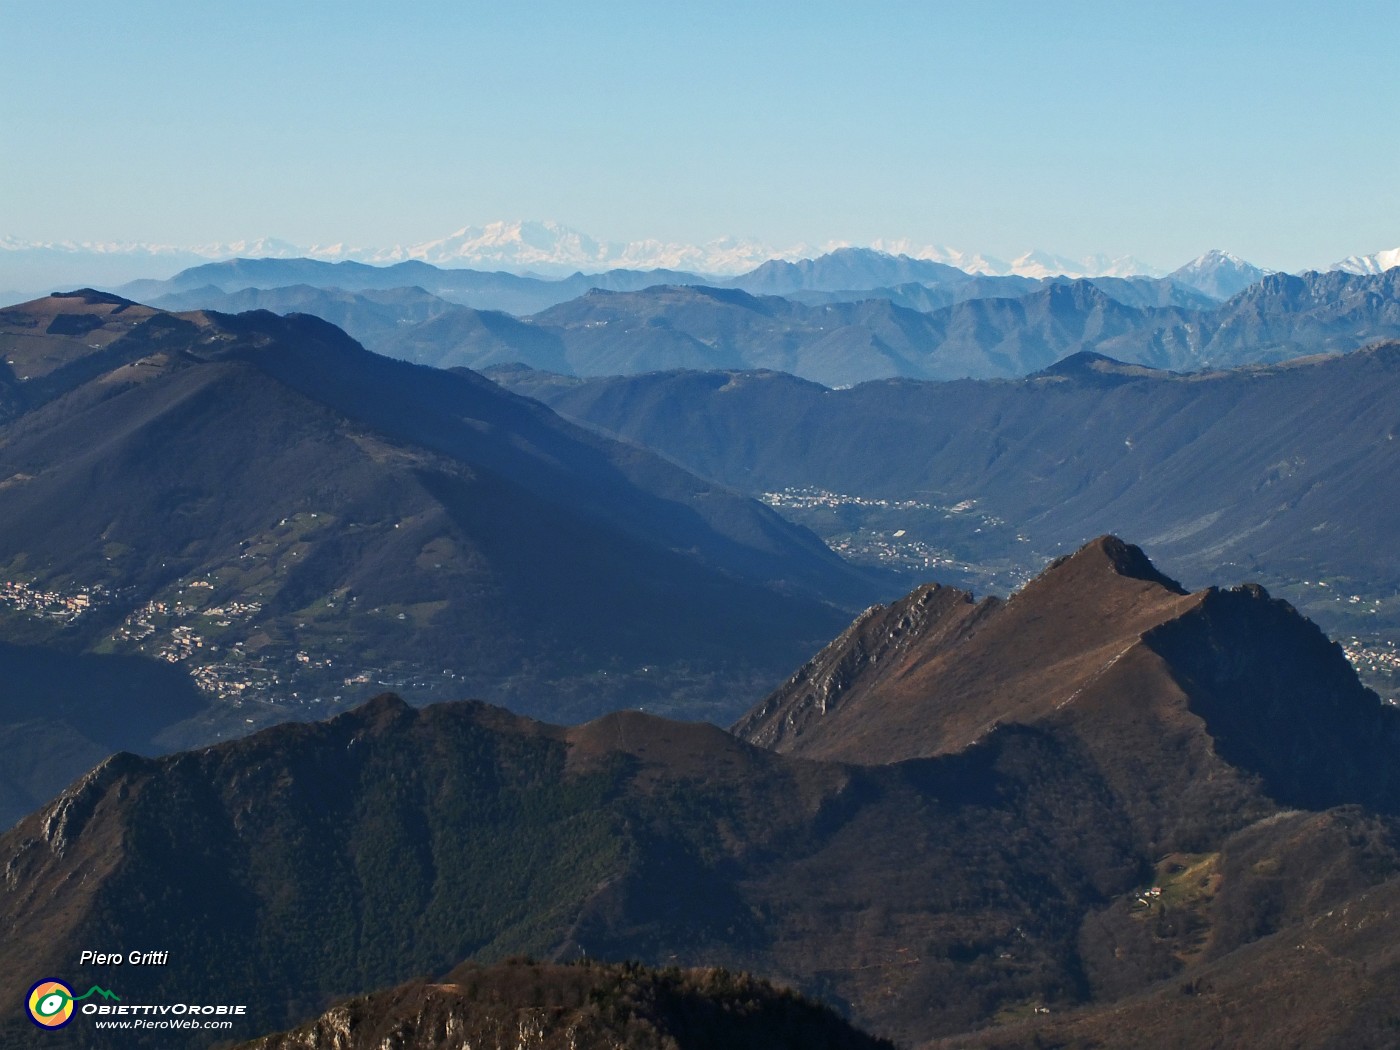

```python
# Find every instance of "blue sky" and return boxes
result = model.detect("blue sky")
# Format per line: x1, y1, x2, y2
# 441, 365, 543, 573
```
2, 0, 1397, 270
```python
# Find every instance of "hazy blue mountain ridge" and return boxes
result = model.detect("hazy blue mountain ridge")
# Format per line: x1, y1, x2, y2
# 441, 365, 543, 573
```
118, 261, 1400, 385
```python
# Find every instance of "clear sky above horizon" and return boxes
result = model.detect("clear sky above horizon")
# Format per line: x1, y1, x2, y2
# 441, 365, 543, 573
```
2, 0, 1397, 272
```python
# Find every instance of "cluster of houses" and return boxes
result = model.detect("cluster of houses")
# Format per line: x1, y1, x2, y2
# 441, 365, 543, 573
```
826, 532, 964, 573
760, 486, 932, 512
1341, 637, 1400, 704
0, 577, 105, 621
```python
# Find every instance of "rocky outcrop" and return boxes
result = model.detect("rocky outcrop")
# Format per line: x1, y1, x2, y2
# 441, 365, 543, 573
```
236, 960, 893, 1050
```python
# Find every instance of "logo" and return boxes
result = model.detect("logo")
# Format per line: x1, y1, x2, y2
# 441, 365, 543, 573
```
26, 980, 120, 1030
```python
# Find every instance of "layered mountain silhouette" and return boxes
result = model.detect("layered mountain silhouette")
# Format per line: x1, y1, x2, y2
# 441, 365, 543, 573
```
121, 258, 708, 316
117, 247, 1185, 315
788, 272, 1218, 312
5, 538, 1400, 1048
119, 258, 1398, 384
383, 270, 1400, 384
146, 283, 464, 348
389, 282, 1197, 387
490, 270, 1400, 383
496, 342, 1400, 655
0, 291, 882, 825
0, 237, 1197, 304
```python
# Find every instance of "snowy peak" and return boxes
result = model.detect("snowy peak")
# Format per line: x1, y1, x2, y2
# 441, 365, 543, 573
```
10, 227, 1400, 289
0, 235, 304, 260
358, 220, 819, 276
1007, 249, 1162, 280
0, 224, 1186, 302
1167, 248, 1270, 300
864, 241, 1159, 279
866, 239, 1011, 275
398, 220, 610, 271
194, 236, 306, 259
0, 224, 1168, 283
1333, 247, 1400, 276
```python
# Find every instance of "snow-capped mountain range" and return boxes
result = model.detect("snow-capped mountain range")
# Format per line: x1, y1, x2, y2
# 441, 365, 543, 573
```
0, 221, 1163, 285
1333, 247, 1400, 275
1, 222, 1396, 299
865, 239, 1159, 280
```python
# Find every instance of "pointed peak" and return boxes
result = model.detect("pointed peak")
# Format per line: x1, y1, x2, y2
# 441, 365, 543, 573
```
335, 692, 416, 733
1197, 249, 1244, 265
1167, 252, 1270, 300
1172, 249, 1260, 272
1043, 536, 1188, 594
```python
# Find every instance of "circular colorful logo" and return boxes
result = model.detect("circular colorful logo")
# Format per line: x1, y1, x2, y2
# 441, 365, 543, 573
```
27, 979, 75, 1029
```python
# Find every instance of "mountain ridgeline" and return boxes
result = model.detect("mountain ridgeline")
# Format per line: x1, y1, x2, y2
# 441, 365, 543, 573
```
118, 246, 1193, 315
5, 539, 1400, 1049
113, 248, 1400, 386
736, 537, 1400, 818
432, 268, 1400, 385
495, 342, 1400, 671
0, 291, 887, 825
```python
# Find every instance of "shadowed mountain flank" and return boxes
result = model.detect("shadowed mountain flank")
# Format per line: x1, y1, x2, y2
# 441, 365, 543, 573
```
0, 294, 879, 735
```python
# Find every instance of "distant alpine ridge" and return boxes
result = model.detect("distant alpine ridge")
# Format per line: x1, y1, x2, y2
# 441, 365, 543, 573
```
5, 222, 1397, 310
1335, 245, 1400, 275
0, 221, 1165, 280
